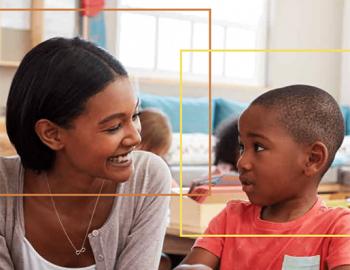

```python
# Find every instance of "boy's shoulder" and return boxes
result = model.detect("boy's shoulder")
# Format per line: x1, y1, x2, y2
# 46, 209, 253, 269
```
226, 199, 256, 209
225, 198, 350, 215
224, 200, 258, 216
318, 202, 350, 224
223, 199, 350, 227
319, 200, 350, 213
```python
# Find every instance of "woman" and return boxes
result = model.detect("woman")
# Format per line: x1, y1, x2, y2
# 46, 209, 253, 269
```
0, 37, 171, 270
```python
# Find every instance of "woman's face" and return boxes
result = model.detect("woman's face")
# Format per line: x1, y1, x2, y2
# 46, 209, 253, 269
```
58, 77, 141, 183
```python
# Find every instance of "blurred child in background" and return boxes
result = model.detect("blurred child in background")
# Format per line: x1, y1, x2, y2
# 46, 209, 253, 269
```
137, 108, 178, 188
137, 108, 172, 158
188, 117, 241, 201
213, 117, 240, 174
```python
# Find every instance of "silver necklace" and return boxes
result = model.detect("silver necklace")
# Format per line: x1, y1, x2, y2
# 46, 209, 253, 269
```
45, 173, 105, 256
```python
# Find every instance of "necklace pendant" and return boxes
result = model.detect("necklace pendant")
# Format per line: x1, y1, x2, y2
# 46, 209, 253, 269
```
75, 247, 86, 256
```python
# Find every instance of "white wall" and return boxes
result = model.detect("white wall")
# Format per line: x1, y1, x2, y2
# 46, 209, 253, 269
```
267, 0, 344, 100
340, 0, 350, 105
0, 0, 348, 109
127, 0, 347, 102
135, 77, 265, 102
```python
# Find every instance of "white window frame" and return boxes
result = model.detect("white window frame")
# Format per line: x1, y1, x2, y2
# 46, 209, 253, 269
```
114, 2, 268, 87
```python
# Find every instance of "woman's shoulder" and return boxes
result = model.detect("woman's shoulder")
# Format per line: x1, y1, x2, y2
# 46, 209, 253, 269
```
128, 151, 172, 194
0, 155, 21, 168
0, 155, 22, 193
132, 150, 170, 173
0, 156, 22, 237
133, 150, 165, 164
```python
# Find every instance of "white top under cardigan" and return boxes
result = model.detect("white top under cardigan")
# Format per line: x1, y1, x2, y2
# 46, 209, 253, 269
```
22, 237, 96, 270
0, 151, 172, 270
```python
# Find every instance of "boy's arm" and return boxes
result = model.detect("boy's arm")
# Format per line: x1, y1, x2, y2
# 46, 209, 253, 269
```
173, 265, 212, 270
175, 204, 229, 270
175, 202, 229, 270
173, 247, 219, 270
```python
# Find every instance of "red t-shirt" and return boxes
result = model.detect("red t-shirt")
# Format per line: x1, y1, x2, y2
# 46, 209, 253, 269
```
194, 198, 350, 270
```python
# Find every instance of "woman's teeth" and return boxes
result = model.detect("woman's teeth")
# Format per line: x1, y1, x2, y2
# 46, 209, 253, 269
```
109, 152, 131, 164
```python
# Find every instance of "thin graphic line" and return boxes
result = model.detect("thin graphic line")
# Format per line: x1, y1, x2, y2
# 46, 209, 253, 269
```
181, 234, 350, 238
181, 49, 350, 53
0, 8, 211, 12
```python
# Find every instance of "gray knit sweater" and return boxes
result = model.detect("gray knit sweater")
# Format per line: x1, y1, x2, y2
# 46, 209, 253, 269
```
0, 151, 172, 270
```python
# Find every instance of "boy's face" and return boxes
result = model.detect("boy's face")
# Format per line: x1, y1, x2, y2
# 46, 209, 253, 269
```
237, 105, 307, 206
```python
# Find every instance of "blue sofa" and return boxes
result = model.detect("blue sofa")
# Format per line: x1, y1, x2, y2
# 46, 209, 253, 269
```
140, 92, 350, 135
140, 93, 350, 184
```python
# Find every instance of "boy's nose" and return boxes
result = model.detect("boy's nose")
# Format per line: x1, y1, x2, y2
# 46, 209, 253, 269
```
237, 153, 252, 173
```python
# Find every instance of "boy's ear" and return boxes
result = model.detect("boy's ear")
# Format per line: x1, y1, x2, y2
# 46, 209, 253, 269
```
34, 119, 65, 151
304, 141, 329, 177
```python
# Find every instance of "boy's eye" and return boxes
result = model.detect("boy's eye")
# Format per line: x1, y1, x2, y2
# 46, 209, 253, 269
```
254, 143, 264, 152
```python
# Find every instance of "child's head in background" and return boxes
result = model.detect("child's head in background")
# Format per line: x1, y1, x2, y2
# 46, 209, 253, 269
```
137, 108, 172, 159
237, 84, 344, 206
214, 117, 240, 173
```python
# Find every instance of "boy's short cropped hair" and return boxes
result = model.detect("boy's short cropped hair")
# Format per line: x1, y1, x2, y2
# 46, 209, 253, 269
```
251, 84, 344, 171
6, 37, 128, 172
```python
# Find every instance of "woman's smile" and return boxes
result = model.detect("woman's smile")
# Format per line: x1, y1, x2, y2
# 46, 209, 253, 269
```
107, 151, 133, 167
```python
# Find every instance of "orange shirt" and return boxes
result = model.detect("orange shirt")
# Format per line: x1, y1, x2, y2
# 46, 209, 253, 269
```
194, 198, 350, 270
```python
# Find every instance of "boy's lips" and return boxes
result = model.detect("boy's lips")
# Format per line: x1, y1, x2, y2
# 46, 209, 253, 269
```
239, 177, 255, 193
239, 176, 253, 185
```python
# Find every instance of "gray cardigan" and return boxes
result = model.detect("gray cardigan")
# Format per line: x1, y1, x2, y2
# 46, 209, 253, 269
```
0, 151, 172, 270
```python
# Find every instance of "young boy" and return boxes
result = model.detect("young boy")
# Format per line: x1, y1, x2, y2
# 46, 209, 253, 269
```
174, 85, 350, 270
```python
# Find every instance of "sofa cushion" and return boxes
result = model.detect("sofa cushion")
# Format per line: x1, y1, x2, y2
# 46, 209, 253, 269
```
214, 98, 248, 130
341, 105, 350, 135
166, 133, 216, 165
347, 110, 350, 136
139, 93, 215, 133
